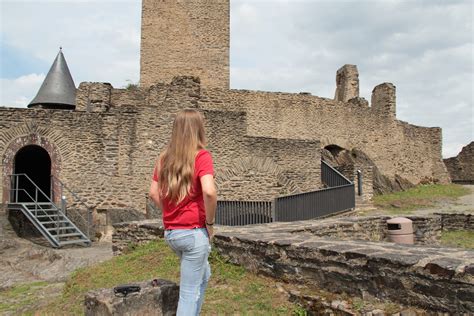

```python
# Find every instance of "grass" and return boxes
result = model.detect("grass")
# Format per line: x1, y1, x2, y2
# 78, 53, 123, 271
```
28, 239, 303, 315
440, 230, 474, 249
0, 281, 53, 314
371, 184, 470, 214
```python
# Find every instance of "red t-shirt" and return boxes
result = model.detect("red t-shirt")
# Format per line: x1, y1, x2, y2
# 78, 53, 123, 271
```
152, 149, 214, 230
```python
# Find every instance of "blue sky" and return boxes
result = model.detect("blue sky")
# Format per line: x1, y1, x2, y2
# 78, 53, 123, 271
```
0, 0, 472, 158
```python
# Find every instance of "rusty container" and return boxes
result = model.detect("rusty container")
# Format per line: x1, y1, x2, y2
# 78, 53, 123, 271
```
387, 217, 414, 244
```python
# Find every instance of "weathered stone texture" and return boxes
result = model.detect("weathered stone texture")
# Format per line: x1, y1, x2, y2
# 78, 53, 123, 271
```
371, 82, 396, 118
444, 141, 474, 183
140, 0, 229, 89
2, 78, 324, 236
112, 220, 164, 256
213, 222, 474, 313
84, 279, 178, 316
204, 110, 322, 200
0, 69, 452, 238
112, 213, 472, 254
196, 88, 449, 185
334, 64, 359, 102
112, 215, 474, 312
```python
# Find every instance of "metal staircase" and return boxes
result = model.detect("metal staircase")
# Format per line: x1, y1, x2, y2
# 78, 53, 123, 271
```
7, 174, 91, 248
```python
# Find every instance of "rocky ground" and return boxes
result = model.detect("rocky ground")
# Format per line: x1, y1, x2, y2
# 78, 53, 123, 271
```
0, 211, 112, 314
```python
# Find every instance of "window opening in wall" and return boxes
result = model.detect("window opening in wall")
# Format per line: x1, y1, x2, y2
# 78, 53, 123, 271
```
13, 145, 51, 202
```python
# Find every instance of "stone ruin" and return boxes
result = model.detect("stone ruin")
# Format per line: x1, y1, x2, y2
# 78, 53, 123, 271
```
444, 141, 474, 184
84, 279, 178, 316
0, 1, 452, 240
110, 213, 473, 314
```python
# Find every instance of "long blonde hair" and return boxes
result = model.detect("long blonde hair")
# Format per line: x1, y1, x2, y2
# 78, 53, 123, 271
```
157, 109, 206, 203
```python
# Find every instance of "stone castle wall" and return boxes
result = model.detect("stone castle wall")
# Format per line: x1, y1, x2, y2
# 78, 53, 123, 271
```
140, 0, 229, 89
1, 78, 322, 224
197, 86, 449, 185
444, 141, 474, 183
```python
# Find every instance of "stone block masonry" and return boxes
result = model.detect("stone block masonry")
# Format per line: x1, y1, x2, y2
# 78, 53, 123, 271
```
1, 78, 323, 237
197, 86, 450, 186
140, 0, 229, 89
84, 279, 178, 316
444, 141, 474, 183
112, 215, 474, 313
334, 64, 359, 102
214, 222, 474, 313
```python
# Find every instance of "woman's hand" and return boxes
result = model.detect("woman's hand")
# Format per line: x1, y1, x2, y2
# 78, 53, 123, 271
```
206, 223, 214, 242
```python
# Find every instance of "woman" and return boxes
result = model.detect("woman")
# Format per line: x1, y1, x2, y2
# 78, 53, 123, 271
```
149, 109, 217, 316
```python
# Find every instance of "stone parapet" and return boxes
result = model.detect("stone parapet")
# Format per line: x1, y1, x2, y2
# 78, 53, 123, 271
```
112, 219, 164, 256
112, 214, 472, 254
213, 222, 474, 313
84, 279, 178, 316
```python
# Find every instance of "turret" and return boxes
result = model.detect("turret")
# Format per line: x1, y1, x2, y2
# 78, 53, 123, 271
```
28, 48, 76, 110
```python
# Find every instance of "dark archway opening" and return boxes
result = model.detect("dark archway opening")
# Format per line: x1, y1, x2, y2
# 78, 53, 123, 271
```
13, 145, 51, 202
324, 144, 344, 158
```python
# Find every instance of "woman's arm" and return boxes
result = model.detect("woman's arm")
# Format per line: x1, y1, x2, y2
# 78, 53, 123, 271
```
200, 174, 217, 239
149, 179, 162, 210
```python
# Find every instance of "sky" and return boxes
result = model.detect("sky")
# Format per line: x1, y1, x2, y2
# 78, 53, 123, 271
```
0, 0, 472, 158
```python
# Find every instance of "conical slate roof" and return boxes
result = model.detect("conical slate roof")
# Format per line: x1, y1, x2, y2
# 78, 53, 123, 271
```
28, 48, 76, 109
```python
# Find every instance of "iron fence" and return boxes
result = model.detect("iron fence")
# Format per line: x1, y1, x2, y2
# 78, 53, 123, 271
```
321, 160, 351, 187
216, 200, 273, 226
273, 184, 355, 221
215, 160, 356, 226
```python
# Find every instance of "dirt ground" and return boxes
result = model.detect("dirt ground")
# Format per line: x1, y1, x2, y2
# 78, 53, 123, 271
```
0, 212, 113, 314
356, 184, 474, 216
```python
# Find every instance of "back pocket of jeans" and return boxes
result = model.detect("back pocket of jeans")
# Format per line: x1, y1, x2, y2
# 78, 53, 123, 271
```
168, 234, 195, 252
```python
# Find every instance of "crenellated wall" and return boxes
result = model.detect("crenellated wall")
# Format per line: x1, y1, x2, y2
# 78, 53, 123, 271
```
196, 86, 449, 185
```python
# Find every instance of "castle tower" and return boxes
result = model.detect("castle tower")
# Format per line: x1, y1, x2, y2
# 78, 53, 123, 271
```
140, 0, 230, 89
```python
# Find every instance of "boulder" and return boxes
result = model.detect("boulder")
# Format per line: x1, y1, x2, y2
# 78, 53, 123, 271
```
84, 279, 178, 316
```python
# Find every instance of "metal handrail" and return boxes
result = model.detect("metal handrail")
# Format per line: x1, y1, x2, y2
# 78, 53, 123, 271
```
215, 161, 356, 225
10, 173, 52, 203
321, 160, 353, 186
51, 175, 93, 239
275, 183, 353, 199
10, 188, 60, 225
51, 175, 91, 209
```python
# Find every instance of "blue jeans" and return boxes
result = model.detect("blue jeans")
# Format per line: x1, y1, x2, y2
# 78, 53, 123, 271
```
164, 228, 211, 316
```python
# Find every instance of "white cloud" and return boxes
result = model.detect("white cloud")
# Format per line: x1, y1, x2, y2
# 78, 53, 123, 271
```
1, 1, 141, 88
0, 73, 45, 108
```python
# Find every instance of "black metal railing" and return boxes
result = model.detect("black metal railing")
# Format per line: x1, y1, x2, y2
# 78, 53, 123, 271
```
215, 160, 355, 225
321, 160, 352, 187
273, 184, 355, 221
8, 173, 91, 247
216, 200, 273, 226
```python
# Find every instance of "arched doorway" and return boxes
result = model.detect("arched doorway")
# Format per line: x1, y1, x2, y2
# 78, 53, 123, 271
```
13, 145, 51, 202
